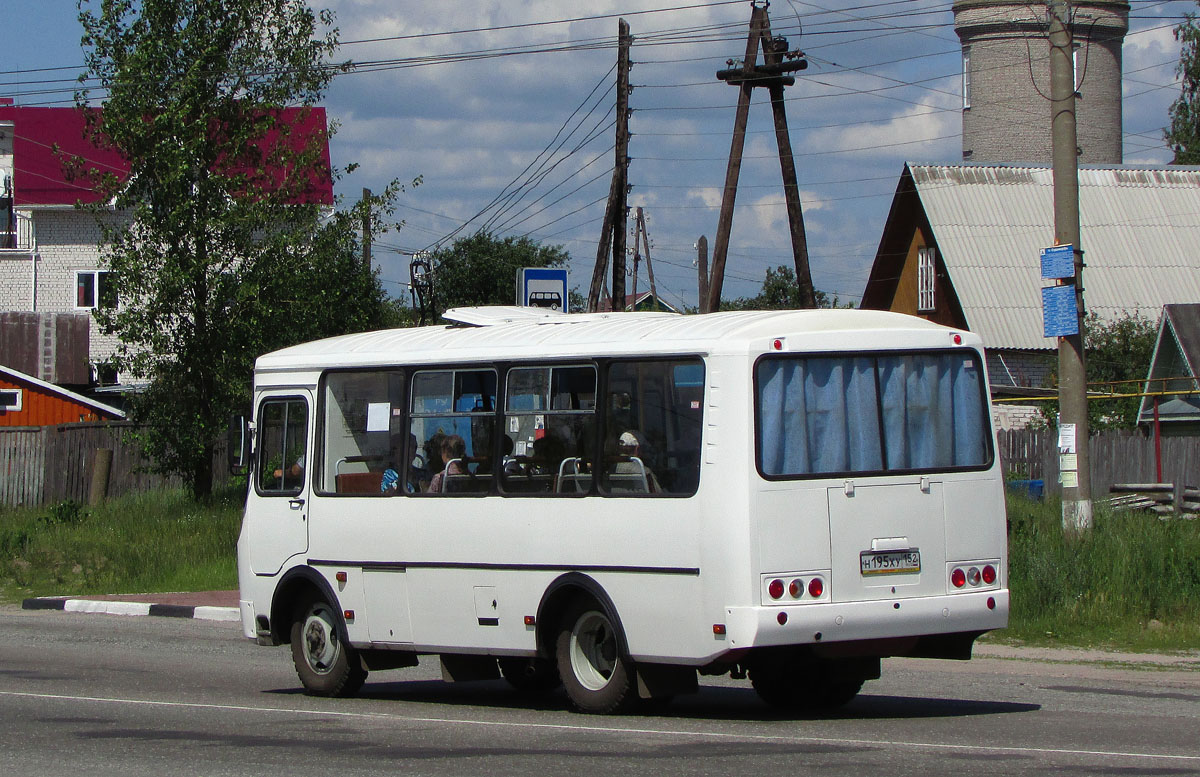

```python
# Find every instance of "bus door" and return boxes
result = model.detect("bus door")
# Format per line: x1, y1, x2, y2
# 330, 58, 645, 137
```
246, 390, 313, 576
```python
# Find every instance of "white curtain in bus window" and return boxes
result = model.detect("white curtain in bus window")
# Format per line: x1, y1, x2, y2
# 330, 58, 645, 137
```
757, 354, 988, 476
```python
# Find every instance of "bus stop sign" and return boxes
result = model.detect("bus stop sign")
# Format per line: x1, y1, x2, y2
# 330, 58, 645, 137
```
517, 267, 568, 311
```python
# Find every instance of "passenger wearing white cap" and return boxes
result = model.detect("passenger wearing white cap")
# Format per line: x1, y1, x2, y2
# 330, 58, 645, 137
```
614, 430, 660, 493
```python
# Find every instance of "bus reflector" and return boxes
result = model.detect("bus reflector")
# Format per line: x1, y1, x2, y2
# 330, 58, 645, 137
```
982, 564, 997, 585
777, 612, 788, 625
713, 624, 726, 635
951, 568, 966, 588
343, 610, 354, 621
952, 333, 963, 345
987, 597, 996, 610
808, 578, 823, 598
335, 571, 347, 583
768, 579, 785, 599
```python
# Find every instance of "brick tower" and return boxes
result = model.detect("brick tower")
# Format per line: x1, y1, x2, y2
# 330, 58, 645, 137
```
953, 1, 1129, 164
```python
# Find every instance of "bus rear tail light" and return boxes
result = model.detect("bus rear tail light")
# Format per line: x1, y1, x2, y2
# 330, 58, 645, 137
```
768, 579, 785, 599
807, 577, 824, 598
982, 564, 997, 585
788, 579, 803, 598
967, 567, 982, 586
951, 567, 966, 588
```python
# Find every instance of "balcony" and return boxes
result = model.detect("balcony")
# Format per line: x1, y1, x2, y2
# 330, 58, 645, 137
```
0, 211, 34, 254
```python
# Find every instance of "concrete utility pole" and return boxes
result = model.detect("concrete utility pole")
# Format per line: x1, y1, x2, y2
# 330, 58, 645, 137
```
708, 3, 815, 313
1049, 0, 1092, 531
588, 19, 633, 312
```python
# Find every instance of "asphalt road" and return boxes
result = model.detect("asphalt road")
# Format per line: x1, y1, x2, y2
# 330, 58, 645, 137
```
1, 605, 1198, 776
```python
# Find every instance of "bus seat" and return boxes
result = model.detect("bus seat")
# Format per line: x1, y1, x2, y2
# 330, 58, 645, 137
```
336, 471, 384, 494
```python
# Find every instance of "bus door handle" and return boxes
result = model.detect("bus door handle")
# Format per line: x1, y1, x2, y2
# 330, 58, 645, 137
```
289, 498, 306, 510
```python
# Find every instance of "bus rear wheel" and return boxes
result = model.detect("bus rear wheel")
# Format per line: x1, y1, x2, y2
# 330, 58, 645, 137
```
290, 598, 367, 697
555, 600, 634, 714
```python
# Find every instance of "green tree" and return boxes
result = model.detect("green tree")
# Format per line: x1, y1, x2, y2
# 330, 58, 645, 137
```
1038, 312, 1157, 430
76, 0, 407, 498
1167, 8, 1200, 163
721, 265, 849, 310
425, 231, 570, 317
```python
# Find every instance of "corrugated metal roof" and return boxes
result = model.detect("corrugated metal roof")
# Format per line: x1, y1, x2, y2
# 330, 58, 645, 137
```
910, 163, 1200, 350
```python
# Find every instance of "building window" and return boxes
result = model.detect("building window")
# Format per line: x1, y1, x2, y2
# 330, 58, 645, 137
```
0, 388, 22, 412
962, 47, 971, 109
917, 247, 936, 312
76, 270, 116, 310
1072, 42, 1082, 93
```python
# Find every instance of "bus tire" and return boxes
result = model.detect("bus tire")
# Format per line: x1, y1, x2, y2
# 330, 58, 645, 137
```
290, 598, 366, 697
555, 599, 634, 714
498, 657, 561, 696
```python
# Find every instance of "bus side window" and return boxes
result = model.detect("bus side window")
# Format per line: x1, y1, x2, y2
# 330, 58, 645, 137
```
600, 359, 703, 496
410, 368, 496, 495
501, 364, 596, 496
257, 398, 308, 495
320, 370, 406, 495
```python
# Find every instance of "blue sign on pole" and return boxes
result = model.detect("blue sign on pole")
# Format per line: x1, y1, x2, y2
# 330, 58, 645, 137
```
1040, 244, 1075, 279
517, 268, 568, 311
1042, 285, 1079, 337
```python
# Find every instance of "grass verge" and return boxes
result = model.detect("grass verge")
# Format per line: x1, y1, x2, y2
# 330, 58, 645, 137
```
0, 486, 242, 603
1000, 492, 1200, 652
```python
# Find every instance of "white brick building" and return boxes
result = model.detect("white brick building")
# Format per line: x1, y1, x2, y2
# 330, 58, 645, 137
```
1, 100, 333, 389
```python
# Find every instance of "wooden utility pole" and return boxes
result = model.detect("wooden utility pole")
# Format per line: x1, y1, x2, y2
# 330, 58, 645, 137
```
361, 187, 372, 282
1049, 0, 1092, 531
708, 4, 814, 313
697, 235, 710, 314
588, 19, 633, 312
628, 206, 659, 310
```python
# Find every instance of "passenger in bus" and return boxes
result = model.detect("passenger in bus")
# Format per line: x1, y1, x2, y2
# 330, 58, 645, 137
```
427, 434, 467, 493
416, 432, 446, 491
381, 433, 418, 494
528, 434, 565, 476
614, 430, 661, 492
272, 453, 305, 483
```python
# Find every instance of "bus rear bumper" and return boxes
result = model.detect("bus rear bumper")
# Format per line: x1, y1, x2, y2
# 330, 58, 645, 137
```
723, 590, 1009, 653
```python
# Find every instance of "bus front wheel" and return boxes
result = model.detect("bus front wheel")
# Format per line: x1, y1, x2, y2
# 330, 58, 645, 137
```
290, 598, 367, 697
555, 600, 634, 714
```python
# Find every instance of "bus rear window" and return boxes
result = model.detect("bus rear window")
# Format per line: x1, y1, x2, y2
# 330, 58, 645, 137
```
756, 352, 991, 478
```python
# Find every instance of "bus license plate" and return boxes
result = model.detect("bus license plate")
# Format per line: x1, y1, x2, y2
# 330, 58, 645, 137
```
860, 549, 921, 576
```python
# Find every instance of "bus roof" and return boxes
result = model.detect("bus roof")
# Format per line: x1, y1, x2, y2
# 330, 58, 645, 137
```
254, 307, 972, 374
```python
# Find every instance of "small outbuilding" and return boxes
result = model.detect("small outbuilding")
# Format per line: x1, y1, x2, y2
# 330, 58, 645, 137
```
1138, 303, 1200, 436
0, 364, 124, 426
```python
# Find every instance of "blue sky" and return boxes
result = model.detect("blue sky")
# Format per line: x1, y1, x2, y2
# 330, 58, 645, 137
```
1, 1, 1192, 307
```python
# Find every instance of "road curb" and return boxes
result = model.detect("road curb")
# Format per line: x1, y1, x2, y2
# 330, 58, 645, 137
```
21, 597, 240, 623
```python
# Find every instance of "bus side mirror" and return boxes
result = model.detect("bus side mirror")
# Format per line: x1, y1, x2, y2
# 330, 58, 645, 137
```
228, 415, 252, 475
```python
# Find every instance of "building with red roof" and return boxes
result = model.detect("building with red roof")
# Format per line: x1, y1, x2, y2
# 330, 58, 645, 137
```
0, 98, 333, 391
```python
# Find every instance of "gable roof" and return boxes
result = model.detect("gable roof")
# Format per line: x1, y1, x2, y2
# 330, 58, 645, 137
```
0, 364, 125, 420
866, 163, 1200, 350
1137, 303, 1200, 425
0, 102, 333, 207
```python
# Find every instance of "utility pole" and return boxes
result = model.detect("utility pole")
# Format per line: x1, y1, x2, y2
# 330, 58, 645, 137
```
628, 206, 658, 310
361, 187, 372, 283
696, 235, 710, 314
588, 19, 633, 312
1049, 0, 1092, 531
708, 3, 814, 313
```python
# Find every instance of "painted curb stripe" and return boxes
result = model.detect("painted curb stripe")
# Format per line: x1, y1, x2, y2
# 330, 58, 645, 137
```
21, 597, 238, 622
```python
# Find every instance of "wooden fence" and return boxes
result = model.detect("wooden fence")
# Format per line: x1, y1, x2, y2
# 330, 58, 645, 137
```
996, 428, 1200, 496
0, 422, 229, 507
3, 423, 1197, 508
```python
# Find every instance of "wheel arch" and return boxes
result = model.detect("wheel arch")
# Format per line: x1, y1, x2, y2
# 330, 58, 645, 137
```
535, 572, 629, 659
271, 565, 344, 646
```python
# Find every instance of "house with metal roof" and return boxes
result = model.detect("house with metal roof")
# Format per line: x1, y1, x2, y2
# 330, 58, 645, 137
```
0, 98, 333, 387
1138, 303, 1200, 436
861, 162, 1200, 426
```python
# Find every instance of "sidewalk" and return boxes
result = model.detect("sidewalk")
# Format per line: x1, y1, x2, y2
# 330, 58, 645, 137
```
22, 590, 239, 622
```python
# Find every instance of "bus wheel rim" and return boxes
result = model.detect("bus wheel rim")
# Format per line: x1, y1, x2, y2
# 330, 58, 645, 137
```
569, 611, 616, 691
302, 605, 339, 674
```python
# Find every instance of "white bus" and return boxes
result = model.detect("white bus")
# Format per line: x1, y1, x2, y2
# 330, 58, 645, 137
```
236, 306, 1008, 714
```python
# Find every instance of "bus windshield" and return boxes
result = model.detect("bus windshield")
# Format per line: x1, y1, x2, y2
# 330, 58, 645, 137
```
756, 351, 991, 478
